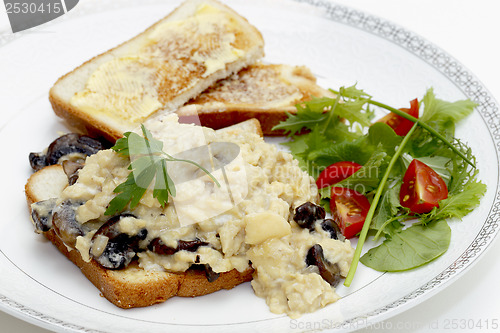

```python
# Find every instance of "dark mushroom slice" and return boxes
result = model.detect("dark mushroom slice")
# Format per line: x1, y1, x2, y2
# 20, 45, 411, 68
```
190, 263, 220, 283
91, 214, 147, 270
51, 200, 89, 248
30, 198, 58, 233
62, 160, 84, 185
29, 133, 105, 171
293, 202, 326, 230
29, 153, 47, 172
148, 237, 209, 255
320, 218, 345, 241
306, 244, 342, 287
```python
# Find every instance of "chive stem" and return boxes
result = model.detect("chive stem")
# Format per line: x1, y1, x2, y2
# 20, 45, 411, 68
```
344, 123, 419, 287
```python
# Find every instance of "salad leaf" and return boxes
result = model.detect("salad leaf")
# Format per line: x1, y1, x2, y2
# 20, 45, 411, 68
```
360, 220, 451, 272
307, 138, 372, 168
370, 182, 404, 236
333, 149, 388, 194
419, 88, 477, 124
407, 89, 477, 158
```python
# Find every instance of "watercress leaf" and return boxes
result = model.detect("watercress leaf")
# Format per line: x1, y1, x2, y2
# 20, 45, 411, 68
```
335, 84, 371, 100
302, 96, 336, 113
271, 112, 326, 135
295, 127, 328, 177
335, 99, 372, 127
323, 119, 362, 142
360, 220, 451, 271
272, 97, 334, 135
445, 141, 478, 195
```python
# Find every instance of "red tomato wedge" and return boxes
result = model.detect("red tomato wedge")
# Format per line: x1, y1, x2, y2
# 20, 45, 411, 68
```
330, 187, 371, 238
316, 161, 362, 189
377, 98, 419, 136
400, 159, 448, 214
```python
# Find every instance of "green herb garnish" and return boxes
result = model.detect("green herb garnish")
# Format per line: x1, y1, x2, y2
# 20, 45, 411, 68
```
104, 124, 220, 216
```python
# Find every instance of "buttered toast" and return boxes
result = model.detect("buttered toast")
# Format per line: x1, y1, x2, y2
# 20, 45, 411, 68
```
49, 0, 264, 141
25, 119, 262, 308
178, 63, 334, 135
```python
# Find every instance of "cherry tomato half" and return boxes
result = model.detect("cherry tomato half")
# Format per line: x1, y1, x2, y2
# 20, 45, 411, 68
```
316, 161, 362, 189
377, 98, 419, 136
330, 187, 371, 238
399, 159, 448, 214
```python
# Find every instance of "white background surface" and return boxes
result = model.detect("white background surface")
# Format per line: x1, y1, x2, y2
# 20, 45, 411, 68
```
0, 0, 499, 332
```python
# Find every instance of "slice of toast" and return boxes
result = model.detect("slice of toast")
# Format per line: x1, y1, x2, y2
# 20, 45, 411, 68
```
24, 120, 261, 308
177, 63, 334, 135
49, 0, 264, 142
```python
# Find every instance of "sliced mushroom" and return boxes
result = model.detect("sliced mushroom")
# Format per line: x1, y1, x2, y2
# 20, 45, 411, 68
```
320, 219, 345, 241
30, 198, 58, 233
148, 237, 209, 255
306, 244, 341, 287
51, 200, 89, 248
91, 214, 147, 270
293, 202, 326, 230
29, 134, 105, 171
190, 263, 220, 283
62, 160, 84, 185
29, 153, 47, 172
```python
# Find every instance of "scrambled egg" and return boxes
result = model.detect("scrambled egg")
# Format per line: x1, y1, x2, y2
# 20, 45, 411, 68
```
61, 114, 354, 318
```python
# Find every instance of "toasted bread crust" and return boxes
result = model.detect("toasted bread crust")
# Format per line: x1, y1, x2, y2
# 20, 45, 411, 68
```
25, 165, 253, 309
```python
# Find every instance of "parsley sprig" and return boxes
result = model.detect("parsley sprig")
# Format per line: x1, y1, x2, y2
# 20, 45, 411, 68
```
104, 124, 220, 216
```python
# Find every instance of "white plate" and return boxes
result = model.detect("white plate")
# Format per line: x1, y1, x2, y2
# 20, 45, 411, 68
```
0, 0, 499, 332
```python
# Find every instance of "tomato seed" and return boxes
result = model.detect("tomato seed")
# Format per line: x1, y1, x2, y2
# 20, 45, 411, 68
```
426, 184, 436, 192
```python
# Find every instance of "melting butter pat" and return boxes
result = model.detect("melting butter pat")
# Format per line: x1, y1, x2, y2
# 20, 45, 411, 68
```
70, 57, 163, 122
244, 212, 291, 245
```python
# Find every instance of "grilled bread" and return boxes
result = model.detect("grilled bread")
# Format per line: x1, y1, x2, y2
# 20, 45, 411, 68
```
177, 63, 334, 135
49, 0, 265, 141
24, 119, 262, 308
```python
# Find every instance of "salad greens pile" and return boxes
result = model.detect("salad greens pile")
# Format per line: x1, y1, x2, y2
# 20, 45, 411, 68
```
273, 85, 486, 286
